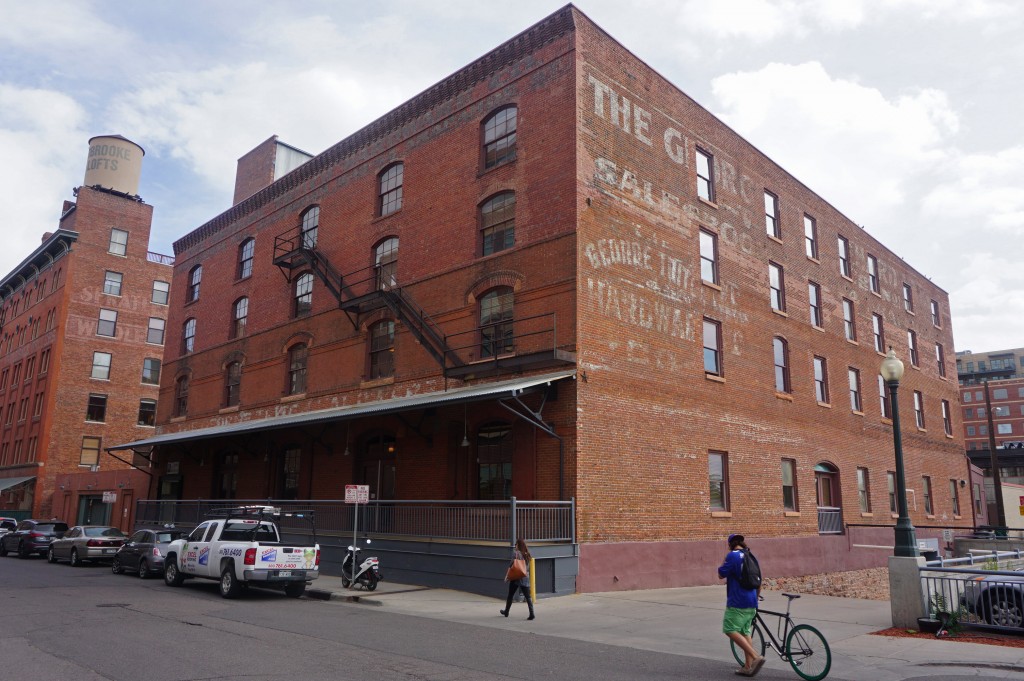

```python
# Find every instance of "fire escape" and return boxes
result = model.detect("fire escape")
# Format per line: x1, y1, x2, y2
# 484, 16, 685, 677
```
272, 224, 462, 374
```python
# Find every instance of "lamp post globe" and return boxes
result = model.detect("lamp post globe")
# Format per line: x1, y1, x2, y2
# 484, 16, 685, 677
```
882, 348, 918, 558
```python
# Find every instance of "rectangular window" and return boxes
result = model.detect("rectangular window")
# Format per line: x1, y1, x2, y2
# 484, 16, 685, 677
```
80, 436, 101, 467
773, 337, 791, 394
25, 357, 34, 381
974, 482, 983, 515
887, 471, 897, 513
769, 262, 786, 312
923, 476, 933, 515
907, 329, 919, 366
902, 284, 914, 312
942, 400, 952, 436
838, 235, 851, 277
108, 229, 128, 256
32, 392, 43, 418
91, 352, 112, 380
138, 399, 157, 427
103, 271, 123, 296
696, 148, 714, 202
914, 390, 925, 429
0, 369, 7, 391
782, 458, 798, 511
967, 426, 976, 436
857, 467, 871, 513
936, 343, 946, 377
808, 281, 822, 327
994, 388, 1008, 400
40, 349, 50, 374
17, 397, 28, 422
765, 191, 780, 238
930, 299, 941, 327
867, 254, 879, 293
709, 451, 728, 510
703, 318, 722, 376
949, 480, 960, 517
85, 394, 107, 422
97, 308, 117, 337
814, 356, 829, 403
872, 314, 884, 353
147, 317, 165, 345
998, 423, 1013, 435
803, 214, 818, 259
699, 228, 718, 284
848, 367, 862, 412
142, 358, 161, 385
152, 280, 170, 305
878, 374, 891, 418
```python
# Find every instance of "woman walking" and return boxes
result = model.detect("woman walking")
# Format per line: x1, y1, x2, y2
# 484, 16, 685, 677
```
500, 538, 535, 620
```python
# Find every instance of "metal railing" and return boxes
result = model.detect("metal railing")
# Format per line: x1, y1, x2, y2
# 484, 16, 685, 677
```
444, 311, 562, 367
147, 251, 175, 266
920, 557, 1024, 633
135, 497, 575, 545
817, 506, 843, 534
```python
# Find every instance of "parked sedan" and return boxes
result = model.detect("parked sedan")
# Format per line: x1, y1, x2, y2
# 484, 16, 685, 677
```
112, 528, 185, 578
47, 526, 126, 566
0, 519, 68, 558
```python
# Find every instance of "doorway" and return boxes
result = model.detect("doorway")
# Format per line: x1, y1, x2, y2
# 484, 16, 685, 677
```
77, 495, 111, 525
815, 462, 842, 534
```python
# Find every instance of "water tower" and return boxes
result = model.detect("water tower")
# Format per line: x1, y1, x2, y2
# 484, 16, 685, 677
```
83, 135, 145, 196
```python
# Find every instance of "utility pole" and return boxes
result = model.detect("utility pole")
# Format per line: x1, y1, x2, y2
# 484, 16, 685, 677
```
984, 380, 1007, 528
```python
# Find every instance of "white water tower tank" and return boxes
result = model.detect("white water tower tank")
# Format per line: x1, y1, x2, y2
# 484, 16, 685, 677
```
83, 135, 145, 196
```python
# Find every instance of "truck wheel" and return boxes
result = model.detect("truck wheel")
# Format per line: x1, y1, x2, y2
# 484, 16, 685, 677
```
364, 572, 378, 591
164, 557, 185, 586
284, 582, 306, 598
220, 566, 242, 599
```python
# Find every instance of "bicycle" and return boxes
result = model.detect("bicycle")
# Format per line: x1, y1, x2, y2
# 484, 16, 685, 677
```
730, 593, 832, 681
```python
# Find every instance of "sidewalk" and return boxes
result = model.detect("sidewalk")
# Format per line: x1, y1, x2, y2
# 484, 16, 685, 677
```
309, 577, 1024, 680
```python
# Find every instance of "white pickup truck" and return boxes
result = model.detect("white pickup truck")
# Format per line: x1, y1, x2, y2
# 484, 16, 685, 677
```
163, 506, 320, 599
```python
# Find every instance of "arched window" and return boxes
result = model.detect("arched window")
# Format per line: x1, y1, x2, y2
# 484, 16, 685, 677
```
232, 297, 248, 339
182, 318, 196, 354
175, 376, 189, 417
224, 362, 242, 407
374, 237, 398, 290
481, 192, 515, 256
482, 106, 517, 169
773, 337, 791, 394
477, 423, 512, 500
237, 238, 255, 279
480, 287, 513, 358
288, 343, 308, 395
294, 273, 313, 317
187, 265, 202, 302
378, 163, 403, 216
300, 206, 319, 248
369, 320, 395, 379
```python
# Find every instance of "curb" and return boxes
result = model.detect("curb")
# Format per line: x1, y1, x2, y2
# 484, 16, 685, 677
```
305, 588, 383, 606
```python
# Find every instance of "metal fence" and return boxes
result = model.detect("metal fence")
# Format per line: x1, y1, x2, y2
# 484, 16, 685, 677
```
817, 506, 843, 534
920, 550, 1024, 633
135, 497, 575, 545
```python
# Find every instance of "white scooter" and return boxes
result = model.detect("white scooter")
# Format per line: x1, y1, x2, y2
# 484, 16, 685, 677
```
341, 539, 382, 591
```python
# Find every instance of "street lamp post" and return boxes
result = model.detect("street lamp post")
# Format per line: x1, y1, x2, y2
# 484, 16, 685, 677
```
881, 348, 919, 558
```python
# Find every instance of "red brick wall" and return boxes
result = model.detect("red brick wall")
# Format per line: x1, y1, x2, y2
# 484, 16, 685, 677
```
572, 14, 967, 589
233, 136, 279, 205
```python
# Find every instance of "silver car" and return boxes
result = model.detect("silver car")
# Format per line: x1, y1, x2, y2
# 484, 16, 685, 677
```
47, 526, 126, 566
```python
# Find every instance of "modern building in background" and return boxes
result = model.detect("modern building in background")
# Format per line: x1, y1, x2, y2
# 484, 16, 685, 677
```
0, 135, 172, 530
956, 347, 1024, 385
111, 5, 969, 593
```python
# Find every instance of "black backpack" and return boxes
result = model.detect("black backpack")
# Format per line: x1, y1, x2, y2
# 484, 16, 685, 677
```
739, 548, 762, 590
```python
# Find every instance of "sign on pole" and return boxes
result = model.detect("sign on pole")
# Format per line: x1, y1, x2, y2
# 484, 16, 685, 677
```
344, 485, 369, 590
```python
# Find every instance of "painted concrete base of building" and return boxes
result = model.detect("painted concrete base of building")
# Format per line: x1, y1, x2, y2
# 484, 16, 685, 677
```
577, 527, 949, 593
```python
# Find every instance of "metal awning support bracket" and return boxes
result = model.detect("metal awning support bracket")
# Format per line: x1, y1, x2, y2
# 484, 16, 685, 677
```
498, 381, 565, 500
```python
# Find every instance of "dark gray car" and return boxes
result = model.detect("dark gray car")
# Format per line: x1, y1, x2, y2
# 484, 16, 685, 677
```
112, 529, 186, 578
0, 519, 68, 558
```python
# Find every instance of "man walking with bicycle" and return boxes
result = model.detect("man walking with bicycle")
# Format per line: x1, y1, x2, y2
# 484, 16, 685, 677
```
719, 533, 765, 677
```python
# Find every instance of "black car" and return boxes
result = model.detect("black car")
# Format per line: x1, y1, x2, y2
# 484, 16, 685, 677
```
112, 528, 185, 578
0, 519, 69, 558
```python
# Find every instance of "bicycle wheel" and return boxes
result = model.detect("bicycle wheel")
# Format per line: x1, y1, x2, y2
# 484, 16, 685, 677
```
730, 622, 766, 667
785, 624, 831, 681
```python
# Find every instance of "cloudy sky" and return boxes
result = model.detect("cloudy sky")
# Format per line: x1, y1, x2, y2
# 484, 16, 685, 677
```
1, 0, 1021, 353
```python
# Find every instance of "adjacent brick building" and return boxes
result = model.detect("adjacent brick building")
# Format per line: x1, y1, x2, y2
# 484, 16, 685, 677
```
112, 6, 970, 592
0, 135, 172, 530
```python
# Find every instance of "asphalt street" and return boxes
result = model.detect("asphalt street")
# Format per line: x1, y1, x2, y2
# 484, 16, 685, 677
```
1, 554, 750, 681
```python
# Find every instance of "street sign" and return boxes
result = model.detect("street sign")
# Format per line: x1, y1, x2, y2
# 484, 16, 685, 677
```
102, 491, 117, 503
345, 484, 369, 504
942, 529, 953, 543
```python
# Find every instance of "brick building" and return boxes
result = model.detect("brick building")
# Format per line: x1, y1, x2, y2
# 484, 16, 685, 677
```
956, 347, 1024, 385
0, 135, 172, 531
960, 376, 1024, 526
111, 6, 970, 593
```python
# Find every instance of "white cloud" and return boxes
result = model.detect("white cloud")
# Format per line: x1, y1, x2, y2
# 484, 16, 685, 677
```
921, 146, 1024, 235
709, 61, 957, 227
950, 251, 1024, 352
0, 85, 89, 273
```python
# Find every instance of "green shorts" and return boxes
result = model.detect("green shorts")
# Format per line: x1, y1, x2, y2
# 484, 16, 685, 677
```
723, 607, 756, 635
